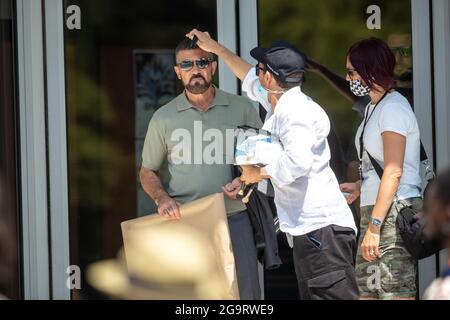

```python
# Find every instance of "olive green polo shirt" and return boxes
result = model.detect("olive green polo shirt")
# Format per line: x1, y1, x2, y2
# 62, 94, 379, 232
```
142, 87, 263, 214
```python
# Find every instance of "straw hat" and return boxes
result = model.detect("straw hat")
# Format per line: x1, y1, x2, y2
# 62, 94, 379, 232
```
87, 223, 229, 299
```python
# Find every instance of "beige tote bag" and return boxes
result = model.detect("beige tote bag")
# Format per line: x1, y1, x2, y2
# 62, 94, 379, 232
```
121, 193, 240, 300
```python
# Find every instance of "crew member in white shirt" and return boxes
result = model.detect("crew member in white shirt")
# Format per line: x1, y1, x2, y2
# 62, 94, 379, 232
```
187, 29, 359, 300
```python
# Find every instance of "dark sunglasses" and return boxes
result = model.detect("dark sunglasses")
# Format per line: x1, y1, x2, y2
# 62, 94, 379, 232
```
177, 58, 213, 71
255, 63, 266, 76
391, 46, 412, 57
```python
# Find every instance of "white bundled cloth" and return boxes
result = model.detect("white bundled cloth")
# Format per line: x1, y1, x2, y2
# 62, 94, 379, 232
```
234, 127, 283, 196
234, 130, 283, 167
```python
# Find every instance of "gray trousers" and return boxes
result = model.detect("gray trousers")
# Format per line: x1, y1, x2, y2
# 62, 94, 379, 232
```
228, 211, 261, 300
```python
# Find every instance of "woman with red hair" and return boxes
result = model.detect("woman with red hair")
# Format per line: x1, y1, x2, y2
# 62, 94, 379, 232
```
340, 38, 422, 300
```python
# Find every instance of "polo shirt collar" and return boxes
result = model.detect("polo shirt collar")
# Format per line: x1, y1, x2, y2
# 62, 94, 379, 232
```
176, 86, 229, 112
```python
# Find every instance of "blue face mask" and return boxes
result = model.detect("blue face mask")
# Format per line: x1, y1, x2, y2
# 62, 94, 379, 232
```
256, 83, 269, 102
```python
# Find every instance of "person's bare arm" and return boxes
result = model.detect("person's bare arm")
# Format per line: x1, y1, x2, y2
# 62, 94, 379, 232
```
372, 132, 406, 223
360, 131, 406, 262
305, 57, 357, 104
186, 29, 252, 81
139, 166, 181, 219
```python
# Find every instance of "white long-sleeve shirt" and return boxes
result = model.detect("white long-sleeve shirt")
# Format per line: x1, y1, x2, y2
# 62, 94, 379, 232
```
242, 68, 357, 236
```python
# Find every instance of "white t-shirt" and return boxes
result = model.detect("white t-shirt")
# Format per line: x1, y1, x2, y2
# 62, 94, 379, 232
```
355, 91, 422, 207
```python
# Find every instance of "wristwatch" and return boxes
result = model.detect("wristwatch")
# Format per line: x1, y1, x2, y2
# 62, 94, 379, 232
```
370, 217, 383, 228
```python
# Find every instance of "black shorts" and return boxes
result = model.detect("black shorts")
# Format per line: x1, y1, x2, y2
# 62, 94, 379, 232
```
292, 224, 359, 300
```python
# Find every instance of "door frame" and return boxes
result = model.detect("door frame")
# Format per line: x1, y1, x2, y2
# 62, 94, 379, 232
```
16, 0, 51, 300
411, 0, 438, 298
16, 0, 70, 300
44, 0, 71, 300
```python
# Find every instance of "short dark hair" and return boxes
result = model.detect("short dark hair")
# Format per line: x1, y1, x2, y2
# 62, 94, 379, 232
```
175, 38, 198, 56
273, 71, 304, 89
175, 38, 214, 62
347, 37, 396, 91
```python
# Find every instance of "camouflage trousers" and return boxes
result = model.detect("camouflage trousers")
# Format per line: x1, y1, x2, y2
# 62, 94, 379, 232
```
355, 198, 421, 299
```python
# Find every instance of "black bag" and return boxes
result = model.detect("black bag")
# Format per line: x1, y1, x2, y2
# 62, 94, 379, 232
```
232, 126, 282, 270
394, 203, 442, 260
366, 151, 442, 260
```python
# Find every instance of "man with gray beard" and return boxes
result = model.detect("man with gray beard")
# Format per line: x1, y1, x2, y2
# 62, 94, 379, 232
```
139, 37, 263, 299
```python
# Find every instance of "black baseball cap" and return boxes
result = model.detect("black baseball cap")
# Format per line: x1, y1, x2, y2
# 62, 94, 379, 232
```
250, 41, 305, 83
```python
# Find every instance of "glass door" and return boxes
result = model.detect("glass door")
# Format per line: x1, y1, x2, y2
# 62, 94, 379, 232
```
63, 0, 218, 299
257, 0, 414, 299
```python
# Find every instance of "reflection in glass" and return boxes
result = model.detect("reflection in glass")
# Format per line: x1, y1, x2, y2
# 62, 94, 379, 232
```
0, 0, 20, 300
64, 0, 217, 299
258, 0, 412, 299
